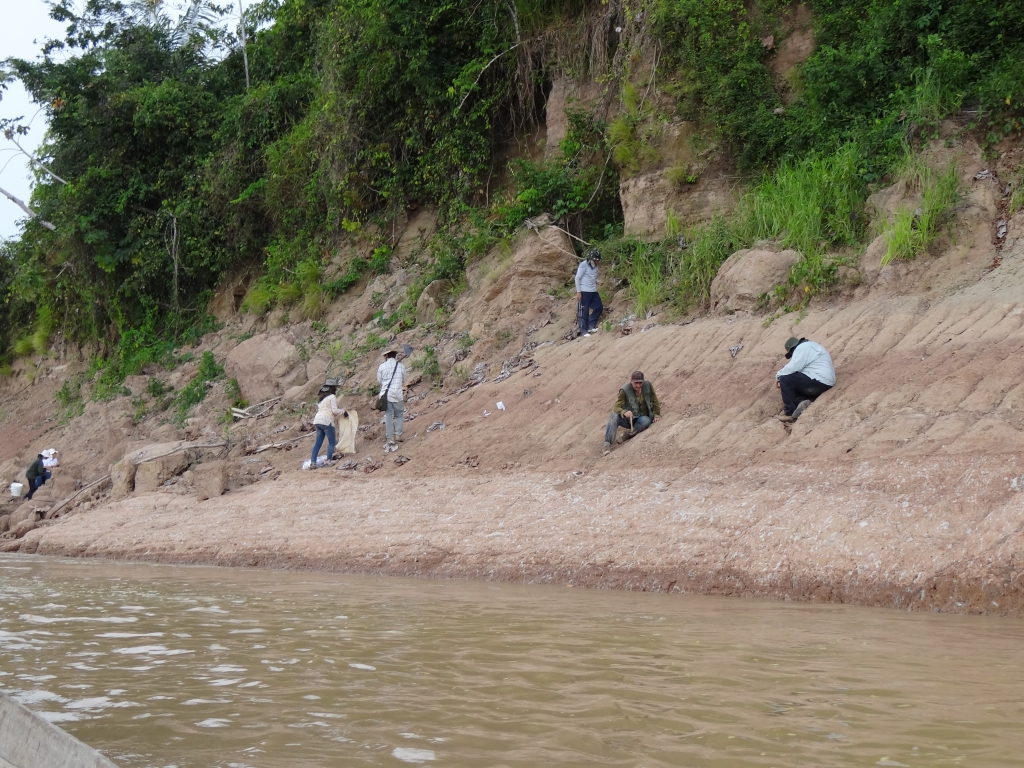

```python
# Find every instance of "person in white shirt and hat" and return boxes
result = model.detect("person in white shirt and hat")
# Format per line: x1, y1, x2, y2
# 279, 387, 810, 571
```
775, 336, 835, 422
376, 348, 407, 451
310, 378, 348, 467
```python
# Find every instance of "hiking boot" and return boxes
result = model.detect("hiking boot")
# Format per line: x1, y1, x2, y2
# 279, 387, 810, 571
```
602, 441, 612, 456
777, 414, 796, 424
395, 434, 404, 443
792, 400, 812, 420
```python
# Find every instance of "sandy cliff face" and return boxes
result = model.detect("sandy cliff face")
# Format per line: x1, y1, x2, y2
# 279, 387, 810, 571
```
2, 146, 1023, 616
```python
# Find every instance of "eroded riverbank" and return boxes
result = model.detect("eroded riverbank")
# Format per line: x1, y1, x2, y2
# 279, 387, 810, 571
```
16, 450, 1024, 616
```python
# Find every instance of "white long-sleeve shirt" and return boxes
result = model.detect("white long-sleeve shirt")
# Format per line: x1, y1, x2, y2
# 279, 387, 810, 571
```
313, 394, 347, 426
575, 260, 599, 293
376, 359, 406, 402
776, 340, 836, 386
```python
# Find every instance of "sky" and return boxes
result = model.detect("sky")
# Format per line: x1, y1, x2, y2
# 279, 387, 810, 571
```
0, 1, 67, 241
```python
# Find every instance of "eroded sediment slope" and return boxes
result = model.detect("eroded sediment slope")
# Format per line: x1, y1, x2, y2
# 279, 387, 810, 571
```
17, 205, 1024, 615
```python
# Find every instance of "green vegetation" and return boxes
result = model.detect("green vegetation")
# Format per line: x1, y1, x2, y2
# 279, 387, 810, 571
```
607, 147, 866, 313
2, 0, 1023, 373
173, 351, 224, 426
411, 346, 442, 386
55, 373, 86, 423
880, 159, 959, 266
225, 377, 249, 409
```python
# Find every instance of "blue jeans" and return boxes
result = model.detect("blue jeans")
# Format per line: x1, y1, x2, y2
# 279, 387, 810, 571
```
311, 424, 336, 463
386, 399, 405, 440
578, 292, 603, 333
605, 412, 652, 444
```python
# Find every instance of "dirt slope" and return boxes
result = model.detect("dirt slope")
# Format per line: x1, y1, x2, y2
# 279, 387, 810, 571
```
3, 145, 1024, 616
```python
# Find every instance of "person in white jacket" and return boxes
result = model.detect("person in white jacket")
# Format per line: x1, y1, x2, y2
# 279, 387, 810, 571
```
575, 248, 603, 337
775, 336, 835, 422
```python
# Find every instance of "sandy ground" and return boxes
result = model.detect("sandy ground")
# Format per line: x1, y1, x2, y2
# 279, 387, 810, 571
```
20, 453, 1024, 616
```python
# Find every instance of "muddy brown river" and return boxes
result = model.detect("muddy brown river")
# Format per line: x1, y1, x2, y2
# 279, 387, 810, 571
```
1, 554, 1022, 767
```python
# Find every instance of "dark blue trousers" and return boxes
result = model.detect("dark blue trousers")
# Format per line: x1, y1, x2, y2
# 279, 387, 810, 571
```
578, 292, 603, 333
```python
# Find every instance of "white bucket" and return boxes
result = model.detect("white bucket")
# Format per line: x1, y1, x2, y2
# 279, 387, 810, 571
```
10, 483, 24, 498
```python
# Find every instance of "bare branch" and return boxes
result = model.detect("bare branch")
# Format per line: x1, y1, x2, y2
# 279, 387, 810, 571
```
457, 43, 521, 113
4, 131, 68, 185
0, 184, 56, 231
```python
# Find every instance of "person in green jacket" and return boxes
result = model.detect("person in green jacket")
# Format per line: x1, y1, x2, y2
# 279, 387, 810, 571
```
603, 371, 661, 455
25, 454, 49, 500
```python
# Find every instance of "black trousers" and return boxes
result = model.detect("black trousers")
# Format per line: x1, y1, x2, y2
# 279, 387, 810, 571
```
778, 371, 832, 415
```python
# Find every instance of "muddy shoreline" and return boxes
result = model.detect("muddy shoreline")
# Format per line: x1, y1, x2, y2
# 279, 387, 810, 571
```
15, 455, 1024, 618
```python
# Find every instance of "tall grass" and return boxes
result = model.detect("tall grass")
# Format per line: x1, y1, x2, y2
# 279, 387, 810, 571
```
733, 143, 865, 258
629, 245, 665, 316
880, 157, 958, 266
671, 217, 736, 307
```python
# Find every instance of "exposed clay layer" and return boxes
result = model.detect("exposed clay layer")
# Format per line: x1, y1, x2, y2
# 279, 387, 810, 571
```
21, 451, 1024, 616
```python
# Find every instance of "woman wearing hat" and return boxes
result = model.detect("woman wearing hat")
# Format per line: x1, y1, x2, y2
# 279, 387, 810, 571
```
310, 378, 347, 467
376, 349, 407, 451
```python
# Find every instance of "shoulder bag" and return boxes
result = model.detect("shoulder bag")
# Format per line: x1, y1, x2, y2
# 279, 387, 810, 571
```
374, 361, 400, 411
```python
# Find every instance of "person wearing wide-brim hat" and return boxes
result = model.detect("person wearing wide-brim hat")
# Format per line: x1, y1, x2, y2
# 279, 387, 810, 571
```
775, 336, 835, 422
310, 378, 347, 467
376, 348, 408, 451
575, 247, 604, 337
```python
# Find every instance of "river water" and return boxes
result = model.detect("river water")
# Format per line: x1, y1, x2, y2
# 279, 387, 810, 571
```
1, 555, 1022, 767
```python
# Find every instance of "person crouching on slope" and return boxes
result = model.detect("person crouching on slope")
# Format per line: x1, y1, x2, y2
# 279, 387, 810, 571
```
603, 371, 661, 456
310, 378, 347, 467
775, 336, 835, 423
575, 247, 603, 337
377, 348, 407, 452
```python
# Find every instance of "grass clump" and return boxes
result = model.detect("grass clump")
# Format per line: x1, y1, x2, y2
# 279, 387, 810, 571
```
241, 284, 274, 315
880, 158, 959, 267
173, 351, 225, 427
225, 378, 249, 409
411, 347, 442, 386
734, 143, 866, 258
672, 217, 737, 308
55, 374, 86, 423
628, 244, 666, 317
607, 83, 659, 173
